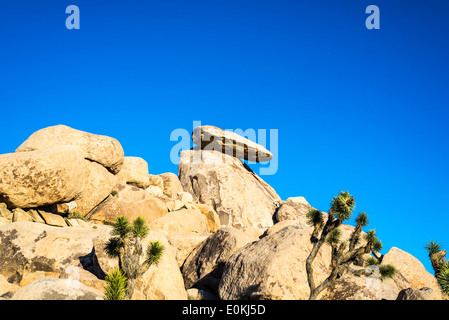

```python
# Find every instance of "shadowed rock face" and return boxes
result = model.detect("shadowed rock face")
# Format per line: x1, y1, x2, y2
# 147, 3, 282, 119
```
396, 287, 439, 300
192, 125, 273, 163
179, 149, 281, 229
15, 125, 124, 174
0, 146, 87, 209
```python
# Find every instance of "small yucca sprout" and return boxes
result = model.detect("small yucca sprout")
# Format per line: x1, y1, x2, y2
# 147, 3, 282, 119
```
365, 256, 380, 266
326, 228, 342, 246
146, 241, 165, 266
104, 269, 128, 300
379, 264, 396, 279
425, 240, 444, 256
132, 216, 149, 238
355, 212, 369, 227
330, 191, 355, 221
306, 209, 324, 228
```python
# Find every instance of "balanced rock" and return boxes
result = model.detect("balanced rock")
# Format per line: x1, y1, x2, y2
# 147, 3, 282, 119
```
16, 125, 124, 174
192, 125, 273, 162
0, 146, 86, 209
179, 149, 281, 229
87, 184, 167, 224
115, 156, 150, 189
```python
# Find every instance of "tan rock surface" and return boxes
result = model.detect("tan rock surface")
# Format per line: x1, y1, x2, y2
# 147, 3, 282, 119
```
16, 125, 124, 174
87, 184, 168, 224
179, 150, 281, 229
0, 146, 86, 208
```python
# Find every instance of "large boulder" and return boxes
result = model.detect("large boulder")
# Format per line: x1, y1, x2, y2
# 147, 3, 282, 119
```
11, 277, 103, 300
115, 157, 150, 189
320, 267, 410, 300
159, 172, 183, 198
192, 125, 273, 162
0, 146, 86, 209
0, 274, 19, 297
70, 160, 118, 216
396, 287, 440, 300
16, 125, 124, 174
179, 150, 281, 229
182, 226, 260, 295
0, 222, 111, 284
382, 247, 443, 299
218, 225, 332, 300
92, 230, 188, 300
87, 184, 168, 224
148, 209, 210, 236
274, 199, 315, 226
167, 234, 209, 268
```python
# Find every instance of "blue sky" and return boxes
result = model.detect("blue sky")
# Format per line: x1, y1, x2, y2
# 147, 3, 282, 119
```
0, 0, 448, 274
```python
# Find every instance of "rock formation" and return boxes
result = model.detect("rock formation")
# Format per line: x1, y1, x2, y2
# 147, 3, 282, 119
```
0, 124, 444, 300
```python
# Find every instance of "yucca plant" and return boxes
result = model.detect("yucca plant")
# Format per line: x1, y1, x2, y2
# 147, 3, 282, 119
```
365, 256, 380, 267
379, 264, 396, 279
425, 240, 449, 295
104, 215, 165, 300
104, 269, 128, 300
306, 209, 324, 243
437, 262, 449, 295
305, 191, 389, 300
425, 240, 446, 276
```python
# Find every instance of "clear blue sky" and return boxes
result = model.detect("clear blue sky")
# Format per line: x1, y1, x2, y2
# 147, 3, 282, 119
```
0, 0, 448, 274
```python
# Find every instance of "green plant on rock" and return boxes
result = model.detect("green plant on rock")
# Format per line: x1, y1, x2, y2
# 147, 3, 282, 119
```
425, 240, 449, 295
67, 212, 86, 221
305, 191, 391, 300
104, 269, 128, 300
104, 216, 165, 300
365, 256, 380, 267
437, 263, 449, 295
378, 264, 396, 279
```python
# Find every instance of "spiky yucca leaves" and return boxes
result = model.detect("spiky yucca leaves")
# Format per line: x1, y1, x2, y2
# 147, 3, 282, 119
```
111, 216, 132, 239
306, 191, 388, 300
425, 240, 447, 276
437, 262, 449, 295
105, 215, 164, 300
379, 264, 396, 279
104, 269, 128, 300
146, 241, 165, 266
132, 216, 149, 238
326, 228, 342, 246
355, 212, 369, 227
307, 209, 324, 242
425, 240, 443, 256
329, 191, 355, 222
365, 256, 380, 266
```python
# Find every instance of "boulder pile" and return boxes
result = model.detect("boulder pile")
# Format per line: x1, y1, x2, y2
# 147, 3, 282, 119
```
0, 124, 445, 300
